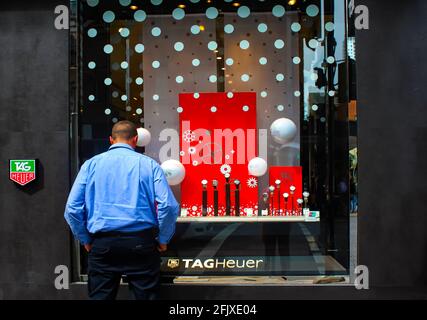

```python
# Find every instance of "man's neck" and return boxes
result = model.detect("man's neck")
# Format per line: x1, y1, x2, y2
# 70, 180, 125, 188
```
111, 141, 135, 149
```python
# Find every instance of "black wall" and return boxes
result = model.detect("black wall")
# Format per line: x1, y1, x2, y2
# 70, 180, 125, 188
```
357, 0, 427, 288
0, 0, 77, 299
0, 0, 426, 299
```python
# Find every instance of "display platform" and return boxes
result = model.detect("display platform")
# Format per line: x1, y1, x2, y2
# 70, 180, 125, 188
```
177, 216, 319, 223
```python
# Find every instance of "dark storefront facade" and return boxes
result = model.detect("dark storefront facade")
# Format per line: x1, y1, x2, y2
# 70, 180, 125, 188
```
0, 0, 427, 299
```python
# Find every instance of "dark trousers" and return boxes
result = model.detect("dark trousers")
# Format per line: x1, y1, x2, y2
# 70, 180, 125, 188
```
87, 230, 160, 300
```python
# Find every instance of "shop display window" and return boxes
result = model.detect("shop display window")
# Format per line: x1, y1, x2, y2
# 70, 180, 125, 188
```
70, 0, 358, 281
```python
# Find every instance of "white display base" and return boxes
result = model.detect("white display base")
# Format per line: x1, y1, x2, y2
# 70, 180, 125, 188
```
177, 216, 319, 223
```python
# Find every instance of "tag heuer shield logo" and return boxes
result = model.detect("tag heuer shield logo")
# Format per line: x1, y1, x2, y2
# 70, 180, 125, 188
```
9, 160, 36, 186
168, 259, 180, 269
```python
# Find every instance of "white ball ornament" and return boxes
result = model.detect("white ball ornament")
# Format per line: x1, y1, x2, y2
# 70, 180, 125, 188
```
248, 157, 268, 177
161, 159, 186, 185
136, 127, 151, 147
270, 118, 297, 144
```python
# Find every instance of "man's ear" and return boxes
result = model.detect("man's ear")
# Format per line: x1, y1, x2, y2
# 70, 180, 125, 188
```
133, 135, 139, 145
109, 136, 114, 145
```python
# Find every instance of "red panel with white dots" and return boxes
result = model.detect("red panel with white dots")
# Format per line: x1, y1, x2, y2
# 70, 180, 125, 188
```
179, 92, 258, 217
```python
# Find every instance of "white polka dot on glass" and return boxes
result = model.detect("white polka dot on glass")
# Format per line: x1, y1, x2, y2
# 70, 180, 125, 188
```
172, 8, 185, 20
88, 28, 97, 38
274, 39, 285, 49
208, 41, 218, 51
327, 56, 335, 64
276, 73, 285, 82
134, 44, 144, 53
174, 42, 184, 52
306, 5, 320, 17
206, 7, 219, 19
151, 27, 161, 37
325, 22, 335, 32
135, 77, 143, 85
87, 0, 99, 7
241, 74, 250, 82
191, 25, 201, 34
308, 39, 319, 49
293, 57, 301, 64
104, 44, 113, 54
237, 6, 251, 18
176, 76, 184, 84
103, 11, 115, 23
119, 27, 130, 38
272, 5, 286, 18
240, 40, 250, 50
224, 24, 234, 34
257, 23, 268, 33
134, 10, 146, 22
291, 22, 301, 32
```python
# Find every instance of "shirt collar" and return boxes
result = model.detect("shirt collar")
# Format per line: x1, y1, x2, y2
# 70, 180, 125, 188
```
108, 143, 135, 151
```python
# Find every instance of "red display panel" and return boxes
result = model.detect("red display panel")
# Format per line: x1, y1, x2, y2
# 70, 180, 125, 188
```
179, 92, 258, 217
269, 166, 303, 216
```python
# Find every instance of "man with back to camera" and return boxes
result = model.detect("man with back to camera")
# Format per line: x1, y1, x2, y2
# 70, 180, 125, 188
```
64, 120, 179, 300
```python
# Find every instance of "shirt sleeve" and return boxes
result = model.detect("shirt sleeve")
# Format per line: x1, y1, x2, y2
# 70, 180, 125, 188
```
153, 162, 180, 244
64, 161, 92, 245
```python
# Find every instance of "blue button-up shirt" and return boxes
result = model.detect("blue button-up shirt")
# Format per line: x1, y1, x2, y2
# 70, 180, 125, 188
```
64, 143, 179, 245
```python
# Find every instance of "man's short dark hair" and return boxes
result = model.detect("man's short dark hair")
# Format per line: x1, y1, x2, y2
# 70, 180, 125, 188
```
111, 120, 138, 140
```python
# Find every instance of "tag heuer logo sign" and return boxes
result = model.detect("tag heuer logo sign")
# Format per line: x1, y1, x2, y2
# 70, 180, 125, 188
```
9, 160, 36, 186
168, 259, 180, 269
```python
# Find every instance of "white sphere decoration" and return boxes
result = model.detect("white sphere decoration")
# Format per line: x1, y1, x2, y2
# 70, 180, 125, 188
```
248, 157, 268, 177
136, 127, 151, 147
270, 118, 297, 144
161, 159, 186, 185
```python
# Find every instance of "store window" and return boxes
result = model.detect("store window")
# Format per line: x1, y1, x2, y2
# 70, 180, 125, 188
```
70, 0, 357, 282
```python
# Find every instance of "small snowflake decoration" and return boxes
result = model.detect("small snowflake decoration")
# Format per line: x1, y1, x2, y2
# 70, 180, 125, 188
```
247, 177, 258, 188
220, 164, 231, 175
183, 130, 196, 143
